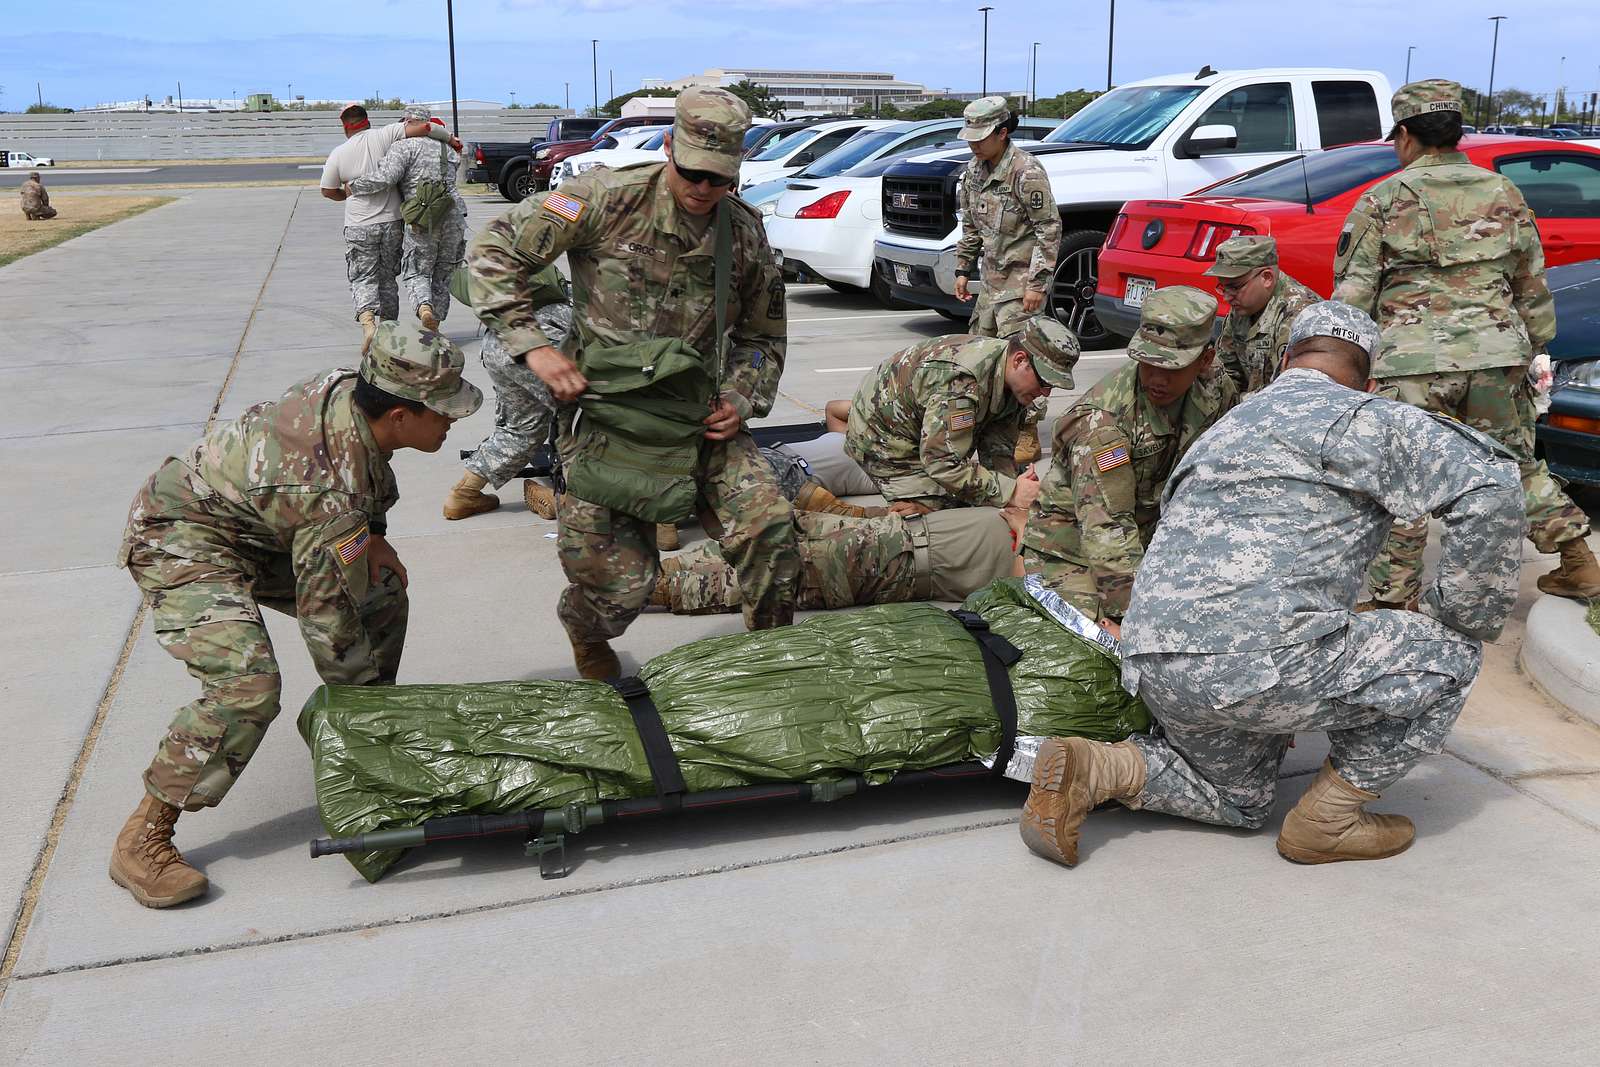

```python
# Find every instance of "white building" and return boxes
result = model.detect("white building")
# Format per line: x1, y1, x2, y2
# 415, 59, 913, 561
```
641, 68, 1021, 115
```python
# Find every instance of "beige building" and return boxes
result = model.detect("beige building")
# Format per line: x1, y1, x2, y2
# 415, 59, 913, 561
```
641, 68, 1019, 115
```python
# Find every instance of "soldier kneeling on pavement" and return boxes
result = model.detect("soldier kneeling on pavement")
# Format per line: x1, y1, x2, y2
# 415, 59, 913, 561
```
845, 315, 1078, 516
1020, 302, 1525, 869
1206, 234, 1319, 395
112, 323, 481, 907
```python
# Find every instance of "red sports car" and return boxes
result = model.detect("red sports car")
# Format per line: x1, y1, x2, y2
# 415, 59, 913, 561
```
1094, 135, 1600, 336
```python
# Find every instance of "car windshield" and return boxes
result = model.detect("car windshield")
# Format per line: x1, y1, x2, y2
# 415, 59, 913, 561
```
751, 127, 821, 161
796, 129, 906, 178
1044, 85, 1206, 148
639, 129, 668, 149
1202, 144, 1399, 204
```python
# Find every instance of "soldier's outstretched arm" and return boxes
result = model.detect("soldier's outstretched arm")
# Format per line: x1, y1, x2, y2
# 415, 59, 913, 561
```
1017, 165, 1061, 294
1067, 416, 1144, 618
347, 141, 411, 197
1021, 416, 1082, 557
467, 176, 606, 358
1330, 194, 1383, 318
724, 226, 788, 421
1507, 187, 1556, 350
290, 514, 393, 686
918, 375, 1016, 506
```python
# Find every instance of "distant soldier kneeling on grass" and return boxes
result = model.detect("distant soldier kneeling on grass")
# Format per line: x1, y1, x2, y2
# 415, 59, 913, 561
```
111, 323, 481, 908
20, 172, 57, 220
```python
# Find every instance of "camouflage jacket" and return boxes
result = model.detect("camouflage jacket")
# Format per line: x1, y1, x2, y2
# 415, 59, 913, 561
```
118, 371, 400, 686
465, 161, 786, 421
954, 142, 1061, 298
20, 179, 48, 212
1122, 368, 1524, 657
1217, 271, 1320, 394
1331, 152, 1554, 376
1022, 361, 1237, 618
347, 135, 467, 215
844, 335, 1023, 506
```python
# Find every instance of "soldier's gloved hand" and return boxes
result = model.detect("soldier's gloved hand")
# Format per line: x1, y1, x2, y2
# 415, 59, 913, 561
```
954, 276, 973, 302
1022, 289, 1045, 314
1007, 465, 1041, 511
449, 136, 464, 152
367, 535, 408, 589
703, 397, 744, 441
521, 345, 587, 402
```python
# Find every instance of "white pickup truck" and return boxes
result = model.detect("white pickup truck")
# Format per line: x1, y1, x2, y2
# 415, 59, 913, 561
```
1, 150, 56, 168
873, 66, 1393, 346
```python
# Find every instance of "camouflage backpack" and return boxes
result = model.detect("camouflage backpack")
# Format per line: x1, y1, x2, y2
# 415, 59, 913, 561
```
401, 141, 455, 233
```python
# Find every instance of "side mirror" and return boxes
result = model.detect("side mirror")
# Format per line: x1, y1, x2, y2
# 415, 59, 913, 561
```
1183, 123, 1239, 156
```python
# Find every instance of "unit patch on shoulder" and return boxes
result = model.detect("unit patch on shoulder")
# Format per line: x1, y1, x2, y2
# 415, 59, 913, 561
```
335, 525, 370, 566
1094, 444, 1131, 473
1029, 189, 1045, 211
541, 191, 588, 225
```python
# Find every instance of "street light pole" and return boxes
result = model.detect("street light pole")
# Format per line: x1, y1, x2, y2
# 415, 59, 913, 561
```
979, 7, 993, 96
1106, 0, 1116, 91
565, 82, 570, 111
591, 39, 599, 117
1483, 16, 1506, 128
1405, 45, 1415, 84
446, 0, 460, 135
1031, 41, 1041, 114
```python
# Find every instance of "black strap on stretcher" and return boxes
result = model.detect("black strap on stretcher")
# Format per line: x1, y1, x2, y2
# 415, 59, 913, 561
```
948, 610, 1024, 779
608, 676, 686, 812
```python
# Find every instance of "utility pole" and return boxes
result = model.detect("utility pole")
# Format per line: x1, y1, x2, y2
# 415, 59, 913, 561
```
609, 69, 615, 107
1482, 16, 1506, 128
1405, 45, 1415, 84
447, 0, 461, 135
37, 82, 43, 109
1106, 0, 1117, 91
177, 81, 184, 112
1031, 41, 1041, 114
979, 7, 992, 96
591, 39, 599, 116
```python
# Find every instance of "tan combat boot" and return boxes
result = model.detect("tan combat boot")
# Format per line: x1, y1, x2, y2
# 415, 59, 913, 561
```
656, 523, 681, 551
1276, 760, 1415, 864
358, 310, 377, 355
571, 637, 621, 680
648, 557, 682, 609
1354, 598, 1416, 613
1019, 737, 1146, 867
1014, 427, 1042, 466
418, 304, 440, 331
794, 481, 888, 518
443, 471, 500, 520
523, 480, 558, 520
109, 794, 209, 908
1536, 538, 1600, 600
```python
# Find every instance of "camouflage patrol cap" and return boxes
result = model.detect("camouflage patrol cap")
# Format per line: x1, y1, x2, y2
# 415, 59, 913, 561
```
672, 87, 752, 179
402, 104, 432, 121
1016, 315, 1079, 389
1203, 234, 1278, 278
1127, 286, 1218, 369
1287, 301, 1380, 359
1387, 79, 1462, 140
958, 96, 1011, 141
361, 321, 483, 419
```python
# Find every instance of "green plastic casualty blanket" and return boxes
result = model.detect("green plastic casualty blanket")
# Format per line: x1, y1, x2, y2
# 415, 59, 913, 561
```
298, 579, 1150, 881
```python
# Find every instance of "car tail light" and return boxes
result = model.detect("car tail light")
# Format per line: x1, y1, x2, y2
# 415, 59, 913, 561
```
1106, 213, 1129, 249
1548, 413, 1600, 435
1186, 223, 1256, 260
796, 190, 851, 220
475, 145, 485, 164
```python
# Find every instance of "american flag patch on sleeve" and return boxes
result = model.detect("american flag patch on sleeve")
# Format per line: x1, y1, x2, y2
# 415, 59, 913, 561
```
1094, 444, 1130, 472
541, 191, 587, 224
950, 410, 976, 431
335, 525, 370, 566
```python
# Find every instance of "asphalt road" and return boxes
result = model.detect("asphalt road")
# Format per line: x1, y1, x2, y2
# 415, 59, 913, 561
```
0, 162, 318, 186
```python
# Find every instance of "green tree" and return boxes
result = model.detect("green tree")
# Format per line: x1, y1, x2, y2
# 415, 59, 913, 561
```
853, 99, 901, 118
1031, 90, 1100, 120
905, 97, 968, 119
726, 79, 786, 120
25, 102, 72, 114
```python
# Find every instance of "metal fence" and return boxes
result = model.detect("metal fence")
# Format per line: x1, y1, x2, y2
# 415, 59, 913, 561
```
0, 109, 564, 161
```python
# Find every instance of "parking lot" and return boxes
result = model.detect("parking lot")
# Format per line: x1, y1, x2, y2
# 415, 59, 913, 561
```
2, 183, 1600, 1063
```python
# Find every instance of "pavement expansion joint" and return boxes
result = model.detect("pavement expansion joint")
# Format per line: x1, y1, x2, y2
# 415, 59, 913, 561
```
1444, 749, 1600, 834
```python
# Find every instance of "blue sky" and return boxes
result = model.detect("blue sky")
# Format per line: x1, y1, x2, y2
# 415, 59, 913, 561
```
5, 1, 1596, 111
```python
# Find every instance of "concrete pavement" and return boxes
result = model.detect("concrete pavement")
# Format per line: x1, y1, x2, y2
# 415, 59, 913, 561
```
0, 163, 320, 188
2, 185, 1598, 1064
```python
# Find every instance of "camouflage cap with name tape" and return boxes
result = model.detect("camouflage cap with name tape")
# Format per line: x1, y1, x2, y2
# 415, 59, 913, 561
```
1387, 79, 1462, 140
1016, 315, 1080, 389
402, 104, 432, 121
1287, 300, 1381, 359
958, 95, 1011, 142
1203, 234, 1279, 278
671, 86, 752, 180
361, 321, 484, 419
1127, 285, 1218, 369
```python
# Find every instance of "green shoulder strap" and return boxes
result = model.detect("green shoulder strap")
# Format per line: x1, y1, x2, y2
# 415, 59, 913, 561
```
713, 201, 731, 398
438, 139, 449, 178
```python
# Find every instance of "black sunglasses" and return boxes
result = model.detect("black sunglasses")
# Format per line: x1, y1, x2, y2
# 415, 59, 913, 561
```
670, 151, 735, 188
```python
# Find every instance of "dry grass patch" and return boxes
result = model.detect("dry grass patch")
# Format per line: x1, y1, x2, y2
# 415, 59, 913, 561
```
0, 195, 173, 268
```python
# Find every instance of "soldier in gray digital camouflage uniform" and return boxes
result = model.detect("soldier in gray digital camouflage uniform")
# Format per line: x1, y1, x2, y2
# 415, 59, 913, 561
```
1018, 302, 1525, 869
347, 105, 469, 332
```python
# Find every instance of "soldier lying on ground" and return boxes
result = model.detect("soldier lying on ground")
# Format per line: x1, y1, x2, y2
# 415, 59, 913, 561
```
1019, 302, 1525, 869
110, 323, 482, 908
20, 171, 56, 220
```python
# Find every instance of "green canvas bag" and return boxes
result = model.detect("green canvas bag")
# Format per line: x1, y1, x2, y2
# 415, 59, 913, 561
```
401, 141, 455, 232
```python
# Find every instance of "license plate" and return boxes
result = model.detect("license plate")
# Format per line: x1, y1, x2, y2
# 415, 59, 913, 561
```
1123, 277, 1155, 309
893, 264, 913, 287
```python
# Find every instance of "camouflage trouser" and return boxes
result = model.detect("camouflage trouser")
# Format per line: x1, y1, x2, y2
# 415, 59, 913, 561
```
25, 206, 58, 220
1120, 609, 1481, 829
967, 291, 1030, 340
662, 512, 917, 614
344, 220, 403, 321
1022, 554, 1100, 621
465, 331, 558, 487
759, 445, 813, 502
401, 212, 466, 319
129, 549, 407, 810
1369, 368, 1591, 603
556, 427, 799, 641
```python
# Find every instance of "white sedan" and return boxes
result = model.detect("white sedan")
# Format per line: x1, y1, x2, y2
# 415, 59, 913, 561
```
738, 119, 896, 190
555, 127, 669, 185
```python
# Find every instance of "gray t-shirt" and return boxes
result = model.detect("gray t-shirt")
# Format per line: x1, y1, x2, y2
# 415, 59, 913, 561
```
320, 122, 410, 227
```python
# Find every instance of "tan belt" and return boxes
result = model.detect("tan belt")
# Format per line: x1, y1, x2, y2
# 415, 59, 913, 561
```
905, 514, 932, 601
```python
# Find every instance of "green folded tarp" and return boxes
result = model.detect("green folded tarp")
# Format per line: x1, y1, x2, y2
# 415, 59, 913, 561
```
298, 579, 1149, 881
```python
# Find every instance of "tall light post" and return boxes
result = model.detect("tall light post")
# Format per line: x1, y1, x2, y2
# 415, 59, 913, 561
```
1031, 41, 1041, 114
979, 7, 993, 96
1482, 15, 1506, 128
446, 0, 460, 135
1106, 0, 1116, 91
1405, 45, 1416, 84
591, 39, 599, 116
565, 82, 570, 111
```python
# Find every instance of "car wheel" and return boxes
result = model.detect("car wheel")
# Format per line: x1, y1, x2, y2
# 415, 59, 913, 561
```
1047, 229, 1126, 350
869, 272, 916, 310
503, 165, 534, 204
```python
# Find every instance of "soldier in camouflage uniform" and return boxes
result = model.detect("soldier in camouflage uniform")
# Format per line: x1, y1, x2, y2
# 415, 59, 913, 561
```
1332, 79, 1600, 603
1206, 235, 1319, 394
845, 315, 1079, 514
444, 265, 572, 521
348, 106, 469, 331
466, 86, 798, 679
653, 507, 1021, 614
1019, 303, 1525, 869
19, 172, 57, 220
111, 322, 482, 907
1022, 286, 1237, 623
